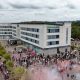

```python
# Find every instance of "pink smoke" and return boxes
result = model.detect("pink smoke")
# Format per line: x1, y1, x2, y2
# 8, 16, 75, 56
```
29, 65, 62, 80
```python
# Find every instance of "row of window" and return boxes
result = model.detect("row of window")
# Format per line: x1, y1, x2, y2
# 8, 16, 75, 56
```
21, 27, 39, 32
21, 36, 39, 44
12, 26, 16, 29
0, 35, 12, 39
0, 29, 12, 31
12, 30, 16, 33
0, 26, 12, 28
21, 32, 39, 38
48, 35, 59, 39
47, 26, 59, 29
47, 29, 59, 33
0, 32, 12, 34
13, 33, 16, 36
66, 28, 68, 44
48, 41, 59, 45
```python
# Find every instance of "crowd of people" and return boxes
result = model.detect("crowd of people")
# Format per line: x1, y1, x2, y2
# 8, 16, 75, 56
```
11, 47, 78, 68
0, 58, 9, 80
11, 47, 80, 80
1, 43, 80, 80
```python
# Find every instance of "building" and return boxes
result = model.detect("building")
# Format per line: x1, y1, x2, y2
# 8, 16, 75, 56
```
0, 21, 71, 55
0, 23, 13, 40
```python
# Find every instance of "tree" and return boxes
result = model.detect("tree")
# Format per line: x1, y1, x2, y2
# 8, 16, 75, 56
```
0, 50, 6, 56
3, 53, 11, 60
6, 60, 13, 67
72, 21, 80, 39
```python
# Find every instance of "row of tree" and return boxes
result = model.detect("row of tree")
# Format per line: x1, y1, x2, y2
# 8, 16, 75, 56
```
71, 21, 80, 39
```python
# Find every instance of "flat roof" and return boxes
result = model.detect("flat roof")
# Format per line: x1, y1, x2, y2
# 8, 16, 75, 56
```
12, 21, 68, 26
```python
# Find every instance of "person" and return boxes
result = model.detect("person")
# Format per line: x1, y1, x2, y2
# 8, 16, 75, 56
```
3, 71, 9, 80
67, 73, 69, 77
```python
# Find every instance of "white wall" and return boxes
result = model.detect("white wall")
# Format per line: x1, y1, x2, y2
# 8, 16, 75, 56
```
42, 22, 71, 48
0, 23, 12, 40
12, 24, 20, 39
19, 24, 46, 48
11, 22, 71, 49
59, 22, 71, 47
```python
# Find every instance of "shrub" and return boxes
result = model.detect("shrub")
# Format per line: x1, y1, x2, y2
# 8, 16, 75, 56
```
12, 67, 25, 80
0, 50, 6, 56
6, 60, 13, 71
3, 53, 11, 60
71, 45, 76, 50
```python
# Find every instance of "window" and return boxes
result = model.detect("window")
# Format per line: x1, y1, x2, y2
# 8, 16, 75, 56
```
13, 26, 16, 29
37, 29, 39, 32
13, 30, 16, 32
35, 40, 39, 44
0, 32, 12, 34
48, 35, 59, 39
56, 35, 59, 38
21, 32, 39, 38
21, 36, 39, 44
17, 24, 19, 27
21, 27, 39, 32
48, 42, 52, 45
0, 29, 12, 31
36, 35, 39, 38
48, 41, 59, 45
66, 28, 68, 44
55, 29, 59, 32
56, 41, 59, 44
13, 33, 16, 36
0, 26, 12, 28
47, 28, 59, 33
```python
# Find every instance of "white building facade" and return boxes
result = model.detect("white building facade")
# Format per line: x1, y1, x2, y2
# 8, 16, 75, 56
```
12, 22, 71, 55
0, 22, 71, 55
0, 24, 12, 40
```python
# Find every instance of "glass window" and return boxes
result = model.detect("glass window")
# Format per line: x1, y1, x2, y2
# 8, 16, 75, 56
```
47, 29, 59, 33
21, 27, 39, 32
66, 28, 68, 44
48, 35, 59, 39
21, 36, 39, 44
21, 32, 39, 38
48, 41, 59, 45
56, 41, 59, 44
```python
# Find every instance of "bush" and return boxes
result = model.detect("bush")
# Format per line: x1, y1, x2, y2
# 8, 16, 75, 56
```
0, 46, 4, 50
12, 67, 25, 80
0, 50, 6, 56
14, 67, 25, 75
3, 53, 11, 60
6, 60, 13, 71
6, 60, 13, 67
71, 45, 76, 50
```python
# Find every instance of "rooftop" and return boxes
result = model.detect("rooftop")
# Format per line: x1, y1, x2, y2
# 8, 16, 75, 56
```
12, 21, 69, 26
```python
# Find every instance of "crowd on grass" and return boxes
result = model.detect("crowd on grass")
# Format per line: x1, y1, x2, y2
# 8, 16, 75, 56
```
0, 42, 80, 80
11, 47, 80, 80
0, 58, 9, 80
12, 48, 79, 68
